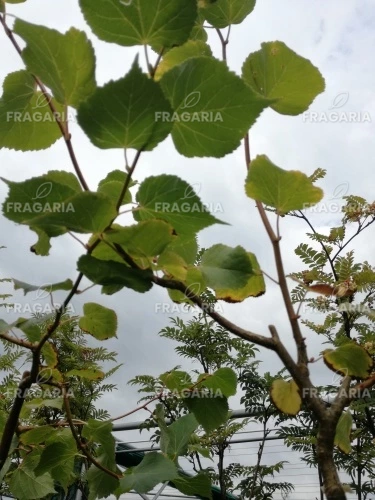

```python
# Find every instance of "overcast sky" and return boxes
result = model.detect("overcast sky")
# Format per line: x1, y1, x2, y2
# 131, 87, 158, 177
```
1, 1, 374, 498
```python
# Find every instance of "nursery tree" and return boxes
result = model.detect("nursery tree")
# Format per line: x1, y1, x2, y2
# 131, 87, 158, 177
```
0, 0, 374, 499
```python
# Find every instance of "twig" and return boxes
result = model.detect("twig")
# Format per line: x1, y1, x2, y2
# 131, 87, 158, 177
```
111, 391, 164, 422
62, 386, 121, 479
261, 270, 279, 285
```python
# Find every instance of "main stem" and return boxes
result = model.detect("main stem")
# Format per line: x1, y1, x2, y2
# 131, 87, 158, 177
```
316, 419, 347, 500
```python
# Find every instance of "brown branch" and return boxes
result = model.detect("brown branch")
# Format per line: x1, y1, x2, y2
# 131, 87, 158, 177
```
116, 148, 143, 211
154, 275, 276, 350
62, 386, 121, 479
111, 391, 164, 422
0, 13, 89, 191
0, 332, 34, 350
18, 419, 86, 433
244, 135, 309, 367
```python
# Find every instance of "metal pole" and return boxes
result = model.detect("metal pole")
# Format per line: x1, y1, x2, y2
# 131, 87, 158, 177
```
112, 409, 257, 432
115, 434, 283, 454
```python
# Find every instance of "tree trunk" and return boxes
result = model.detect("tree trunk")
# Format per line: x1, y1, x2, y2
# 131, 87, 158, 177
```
218, 446, 226, 500
316, 420, 347, 500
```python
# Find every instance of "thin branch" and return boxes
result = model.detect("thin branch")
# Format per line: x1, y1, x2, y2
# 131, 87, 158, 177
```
154, 275, 275, 349
0, 14, 89, 191
97, 241, 276, 350
0, 332, 34, 350
261, 270, 279, 285
117, 148, 143, 211
215, 28, 228, 62
68, 232, 88, 249
62, 386, 121, 479
296, 211, 337, 280
143, 44, 152, 75
111, 391, 164, 422
149, 47, 165, 79
244, 137, 309, 367
331, 217, 375, 261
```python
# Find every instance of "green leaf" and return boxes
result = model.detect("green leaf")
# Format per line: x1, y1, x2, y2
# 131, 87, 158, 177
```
189, 11, 208, 43
1, 171, 82, 247
184, 395, 229, 433
14, 20, 96, 108
13, 278, 73, 295
214, 251, 265, 301
199, 244, 253, 293
242, 41, 325, 115
270, 379, 302, 416
200, 367, 237, 398
25, 398, 63, 410
26, 192, 117, 234
155, 40, 212, 81
86, 466, 119, 500
167, 266, 206, 303
161, 235, 198, 265
9, 451, 56, 500
79, 302, 117, 340
42, 342, 58, 367
20, 426, 58, 445
158, 251, 188, 281
322, 343, 374, 380
134, 175, 222, 237
172, 472, 212, 499
160, 413, 199, 460
200, 0, 256, 28
77, 255, 153, 294
79, 0, 197, 48
245, 155, 324, 215
82, 419, 113, 442
119, 452, 178, 493
104, 220, 175, 262
0, 70, 64, 151
82, 419, 115, 459
97, 170, 133, 206
82, 418, 116, 470
35, 437, 77, 479
66, 368, 104, 380
14, 314, 55, 342
160, 370, 192, 392
30, 227, 51, 255
77, 59, 172, 151
334, 411, 352, 454
160, 56, 270, 157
